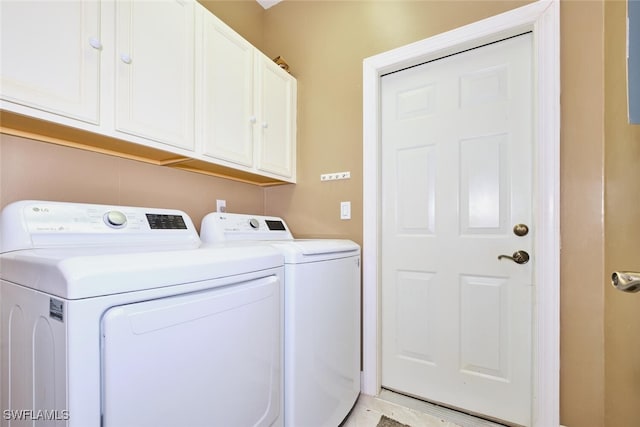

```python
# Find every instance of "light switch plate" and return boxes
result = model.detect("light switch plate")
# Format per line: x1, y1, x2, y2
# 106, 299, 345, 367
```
340, 201, 351, 220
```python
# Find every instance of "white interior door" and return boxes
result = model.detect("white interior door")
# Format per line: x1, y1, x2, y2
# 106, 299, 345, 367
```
381, 33, 533, 426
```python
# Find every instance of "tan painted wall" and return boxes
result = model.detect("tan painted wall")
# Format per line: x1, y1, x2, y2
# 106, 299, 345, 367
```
0, 134, 266, 230
604, 0, 640, 426
560, 2, 606, 426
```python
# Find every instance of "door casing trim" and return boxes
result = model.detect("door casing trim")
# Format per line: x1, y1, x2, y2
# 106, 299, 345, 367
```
362, 1, 560, 425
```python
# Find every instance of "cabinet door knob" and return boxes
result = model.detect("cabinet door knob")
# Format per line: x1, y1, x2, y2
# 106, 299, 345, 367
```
249, 116, 257, 124
89, 37, 102, 50
120, 54, 132, 64
262, 122, 269, 129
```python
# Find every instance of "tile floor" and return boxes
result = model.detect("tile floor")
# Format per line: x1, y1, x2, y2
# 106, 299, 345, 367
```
341, 390, 507, 427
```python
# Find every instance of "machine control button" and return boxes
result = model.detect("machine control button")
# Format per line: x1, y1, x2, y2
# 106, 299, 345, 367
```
104, 210, 127, 228
249, 218, 260, 229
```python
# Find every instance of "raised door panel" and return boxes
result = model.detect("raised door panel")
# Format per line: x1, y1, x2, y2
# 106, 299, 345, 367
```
115, 0, 195, 150
198, 9, 254, 167
256, 55, 296, 180
0, 0, 101, 123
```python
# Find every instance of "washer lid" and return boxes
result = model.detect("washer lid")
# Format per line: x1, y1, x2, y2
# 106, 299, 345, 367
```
270, 239, 360, 263
0, 245, 283, 299
199, 212, 360, 262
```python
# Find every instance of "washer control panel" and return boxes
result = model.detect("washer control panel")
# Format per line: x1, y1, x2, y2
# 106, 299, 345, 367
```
104, 210, 128, 228
200, 213, 293, 242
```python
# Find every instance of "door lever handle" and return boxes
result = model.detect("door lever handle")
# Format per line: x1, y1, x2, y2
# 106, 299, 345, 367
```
498, 250, 530, 264
611, 271, 640, 293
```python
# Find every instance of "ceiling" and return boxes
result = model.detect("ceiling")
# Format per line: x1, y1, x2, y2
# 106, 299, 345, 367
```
256, 0, 282, 9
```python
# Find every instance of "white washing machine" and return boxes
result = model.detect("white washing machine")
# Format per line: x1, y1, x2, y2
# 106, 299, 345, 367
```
0, 200, 284, 427
200, 212, 361, 427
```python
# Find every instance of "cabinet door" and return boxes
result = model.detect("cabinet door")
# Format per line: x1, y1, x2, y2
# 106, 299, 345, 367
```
115, 0, 195, 150
197, 9, 254, 167
256, 55, 296, 179
0, 0, 101, 123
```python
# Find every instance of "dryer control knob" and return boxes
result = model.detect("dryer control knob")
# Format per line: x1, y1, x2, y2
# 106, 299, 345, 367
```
249, 218, 259, 229
104, 210, 127, 228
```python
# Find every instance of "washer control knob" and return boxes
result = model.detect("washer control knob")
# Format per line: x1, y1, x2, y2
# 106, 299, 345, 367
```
249, 218, 260, 229
104, 210, 127, 228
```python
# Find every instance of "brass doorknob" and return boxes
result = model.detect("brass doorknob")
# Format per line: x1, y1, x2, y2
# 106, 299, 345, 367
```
498, 250, 530, 264
513, 224, 529, 237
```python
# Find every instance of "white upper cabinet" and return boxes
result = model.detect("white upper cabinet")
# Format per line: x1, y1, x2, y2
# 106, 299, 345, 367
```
255, 54, 297, 179
115, 0, 195, 150
0, 0, 296, 184
196, 4, 296, 182
196, 9, 254, 167
0, 1, 101, 123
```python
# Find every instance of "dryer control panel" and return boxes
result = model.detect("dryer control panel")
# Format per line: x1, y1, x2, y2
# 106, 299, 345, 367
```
0, 200, 200, 252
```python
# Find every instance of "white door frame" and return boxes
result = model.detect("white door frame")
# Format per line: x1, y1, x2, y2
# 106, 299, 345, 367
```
362, 1, 560, 426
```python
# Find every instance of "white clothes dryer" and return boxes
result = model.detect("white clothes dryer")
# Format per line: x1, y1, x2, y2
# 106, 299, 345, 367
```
0, 200, 284, 427
200, 212, 361, 427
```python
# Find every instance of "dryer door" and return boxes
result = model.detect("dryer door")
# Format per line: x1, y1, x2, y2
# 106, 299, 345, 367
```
101, 275, 281, 427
